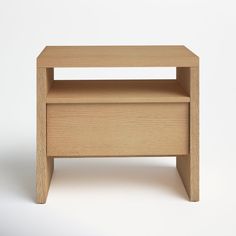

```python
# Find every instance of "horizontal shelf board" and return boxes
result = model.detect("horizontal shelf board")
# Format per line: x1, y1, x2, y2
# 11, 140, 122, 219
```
49, 155, 188, 158
37, 46, 199, 67
47, 80, 190, 103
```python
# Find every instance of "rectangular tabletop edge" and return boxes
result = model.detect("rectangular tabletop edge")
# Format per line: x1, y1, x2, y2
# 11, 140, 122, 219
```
37, 45, 199, 67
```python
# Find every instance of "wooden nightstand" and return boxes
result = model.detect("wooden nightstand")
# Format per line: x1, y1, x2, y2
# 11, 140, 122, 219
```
36, 46, 199, 203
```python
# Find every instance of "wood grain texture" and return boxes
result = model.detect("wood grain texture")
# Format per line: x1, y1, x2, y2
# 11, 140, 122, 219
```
36, 45, 200, 203
36, 67, 54, 203
47, 80, 190, 104
176, 67, 199, 201
37, 46, 199, 67
47, 103, 189, 157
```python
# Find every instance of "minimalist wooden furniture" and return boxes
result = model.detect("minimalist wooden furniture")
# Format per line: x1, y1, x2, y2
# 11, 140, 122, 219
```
36, 46, 199, 203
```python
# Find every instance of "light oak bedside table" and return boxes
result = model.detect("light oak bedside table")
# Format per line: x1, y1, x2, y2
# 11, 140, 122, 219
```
36, 46, 199, 203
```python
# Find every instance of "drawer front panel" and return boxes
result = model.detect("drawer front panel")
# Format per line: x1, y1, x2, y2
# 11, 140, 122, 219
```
47, 103, 189, 156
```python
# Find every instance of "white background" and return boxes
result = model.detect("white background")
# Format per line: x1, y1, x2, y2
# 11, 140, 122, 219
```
0, 0, 236, 235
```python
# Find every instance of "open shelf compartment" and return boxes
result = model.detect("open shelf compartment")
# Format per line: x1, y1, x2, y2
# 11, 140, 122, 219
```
46, 80, 190, 104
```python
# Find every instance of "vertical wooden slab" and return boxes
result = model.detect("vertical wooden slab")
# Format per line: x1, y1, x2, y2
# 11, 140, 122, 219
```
36, 67, 54, 203
176, 67, 199, 201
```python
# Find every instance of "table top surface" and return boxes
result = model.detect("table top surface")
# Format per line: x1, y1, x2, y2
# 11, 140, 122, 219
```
37, 46, 199, 67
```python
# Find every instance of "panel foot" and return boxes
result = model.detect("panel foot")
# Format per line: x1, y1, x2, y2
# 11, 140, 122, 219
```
177, 155, 199, 201
36, 157, 54, 204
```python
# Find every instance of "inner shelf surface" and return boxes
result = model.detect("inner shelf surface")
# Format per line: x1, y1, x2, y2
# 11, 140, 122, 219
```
47, 80, 190, 103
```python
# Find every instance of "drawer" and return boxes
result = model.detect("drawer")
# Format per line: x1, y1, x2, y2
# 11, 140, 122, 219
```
47, 103, 189, 156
